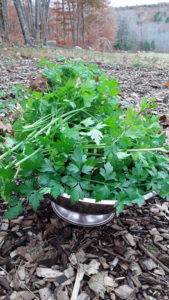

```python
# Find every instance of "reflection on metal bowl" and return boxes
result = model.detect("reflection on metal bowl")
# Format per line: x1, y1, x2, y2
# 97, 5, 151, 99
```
49, 191, 157, 227
51, 202, 115, 226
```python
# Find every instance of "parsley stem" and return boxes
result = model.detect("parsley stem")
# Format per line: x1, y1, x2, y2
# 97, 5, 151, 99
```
15, 148, 42, 167
0, 129, 36, 161
23, 113, 55, 131
33, 108, 85, 138
0, 108, 85, 165
127, 147, 168, 153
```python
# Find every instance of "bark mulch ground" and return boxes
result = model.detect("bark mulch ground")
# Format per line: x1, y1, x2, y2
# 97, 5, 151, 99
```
0, 55, 169, 300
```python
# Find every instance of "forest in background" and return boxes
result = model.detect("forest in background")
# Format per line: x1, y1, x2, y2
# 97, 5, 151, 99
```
115, 3, 169, 52
0, 1, 169, 52
0, 0, 117, 52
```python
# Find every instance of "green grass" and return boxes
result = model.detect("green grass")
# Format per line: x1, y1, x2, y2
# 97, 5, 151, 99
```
1, 45, 169, 67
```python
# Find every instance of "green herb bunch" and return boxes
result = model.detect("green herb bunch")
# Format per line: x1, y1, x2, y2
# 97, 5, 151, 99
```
0, 59, 169, 218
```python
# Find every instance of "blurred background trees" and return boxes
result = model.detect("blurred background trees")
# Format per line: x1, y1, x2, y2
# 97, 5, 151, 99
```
0, 0, 9, 42
0, 0, 117, 51
1, 1, 169, 52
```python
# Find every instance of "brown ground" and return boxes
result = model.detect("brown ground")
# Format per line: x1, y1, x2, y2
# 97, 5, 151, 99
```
0, 54, 169, 300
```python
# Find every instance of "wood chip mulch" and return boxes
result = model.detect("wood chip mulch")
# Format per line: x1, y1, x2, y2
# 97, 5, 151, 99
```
0, 197, 169, 300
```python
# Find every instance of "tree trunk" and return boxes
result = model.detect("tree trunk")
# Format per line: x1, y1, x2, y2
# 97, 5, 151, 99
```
43, 0, 51, 45
28, 0, 36, 39
13, 0, 32, 45
35, 0, 40, 43
76, 0, 80, 46
67, 0, 76, 46
38, 0, 50, 45
81, 5, 85, 47
62, 0, 66, 44
0, 0, 9, 42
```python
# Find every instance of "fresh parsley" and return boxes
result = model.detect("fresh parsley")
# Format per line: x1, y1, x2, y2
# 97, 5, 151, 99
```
0, 59, 168, 218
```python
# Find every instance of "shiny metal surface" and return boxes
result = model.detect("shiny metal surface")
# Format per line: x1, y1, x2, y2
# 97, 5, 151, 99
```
51, 202, 115, 226
51, 191, 157, 226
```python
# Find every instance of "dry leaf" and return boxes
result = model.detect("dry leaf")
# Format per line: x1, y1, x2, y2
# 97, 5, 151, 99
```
94, 75, 100, 82
88, 271, 117, 299
0, 121, 12, 133
84, 259, 100, 275
29, 76, 47, 91
159, 114, 168, 122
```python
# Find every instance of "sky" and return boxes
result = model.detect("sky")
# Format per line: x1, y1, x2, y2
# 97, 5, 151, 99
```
111, 0, 169, 7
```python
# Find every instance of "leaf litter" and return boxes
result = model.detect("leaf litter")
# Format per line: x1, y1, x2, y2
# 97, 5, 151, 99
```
0, 55, 169, 299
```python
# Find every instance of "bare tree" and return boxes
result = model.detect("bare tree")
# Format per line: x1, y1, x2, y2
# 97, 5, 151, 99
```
35, 0, 40, 43
33, 0, 51, 45
40, 0, 51, 45
23, 0, 36, 39
0, 0, 9, 42
13, 0, 51, 45
13, 0, 32, 45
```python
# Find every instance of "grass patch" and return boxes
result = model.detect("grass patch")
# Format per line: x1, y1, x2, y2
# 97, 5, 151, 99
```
1, 46, 169, 67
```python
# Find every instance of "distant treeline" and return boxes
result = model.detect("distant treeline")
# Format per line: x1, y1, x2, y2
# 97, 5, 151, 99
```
0, 1, 169, 52
115, 3, 169, 52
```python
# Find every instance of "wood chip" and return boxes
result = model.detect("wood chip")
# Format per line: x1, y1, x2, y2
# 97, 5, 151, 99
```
39, 287, 54, 300
36, 267, 63, 279
140, 258, 157, 271
99, 256, 110, 269
1, 220, 9, 231
130, 262, 142, 276
10, 291, 35, 300
124, 233, 136, 246
161, 233, 169, 239
114, 285, 135, 299
17, 267, 26, 281
153, 235, 163, 242
64, 267, 75, 279
154, 268, 165, 276
77, 291, 90, 300
55, 289, 70, 300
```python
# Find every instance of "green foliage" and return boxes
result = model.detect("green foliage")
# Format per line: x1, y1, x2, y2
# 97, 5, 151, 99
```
153, 11, 162, 22
132, 62, 143, 68
165, 16, 169, 23
140, 40, 155, 51
0, 59, 169, 218
147, 245, 160, 252
114, 40, 134, 51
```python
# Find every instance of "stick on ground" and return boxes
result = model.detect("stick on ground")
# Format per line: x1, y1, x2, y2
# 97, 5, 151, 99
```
70, 264, 85, 300
138, 243, 169, 274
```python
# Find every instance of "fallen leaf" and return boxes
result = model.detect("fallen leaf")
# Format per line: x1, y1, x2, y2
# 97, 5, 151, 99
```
88, 271, 117, 299
94, 75, 100, 82
29, 76, 48, 91
84, 259, 100, 275
0, 121, 12, 133
159, 114, 168, 122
